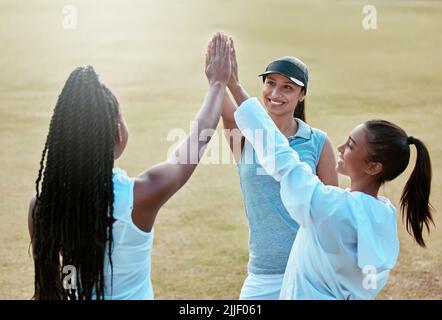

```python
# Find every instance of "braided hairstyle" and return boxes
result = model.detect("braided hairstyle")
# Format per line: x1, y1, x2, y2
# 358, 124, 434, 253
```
32, 66, 119, 299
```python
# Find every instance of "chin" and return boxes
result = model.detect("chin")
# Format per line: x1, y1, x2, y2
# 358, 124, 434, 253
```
265, 105, 292, 117
335, 165, 345, 175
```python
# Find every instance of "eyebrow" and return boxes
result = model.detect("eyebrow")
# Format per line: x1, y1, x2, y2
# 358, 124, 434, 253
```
349, 136, 357, 146
266, 76, 294, 85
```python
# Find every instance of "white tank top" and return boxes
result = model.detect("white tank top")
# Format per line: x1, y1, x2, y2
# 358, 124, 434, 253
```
101, 168, 154, 299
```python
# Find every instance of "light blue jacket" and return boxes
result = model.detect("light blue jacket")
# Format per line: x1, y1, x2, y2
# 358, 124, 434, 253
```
238, 117, 326, 275
234, 98, 399, 300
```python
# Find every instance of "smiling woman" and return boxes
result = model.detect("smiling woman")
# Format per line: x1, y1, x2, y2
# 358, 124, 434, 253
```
261, 73, 305, 117
259, 56, 308, 122
336, 124, 378, 193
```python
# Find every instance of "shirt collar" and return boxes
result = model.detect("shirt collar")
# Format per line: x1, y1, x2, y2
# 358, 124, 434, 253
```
288, 118, 312, 140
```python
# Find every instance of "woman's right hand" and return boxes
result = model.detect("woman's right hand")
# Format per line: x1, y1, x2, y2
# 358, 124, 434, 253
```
227, 37, 240, 89
205, 32, 231, 86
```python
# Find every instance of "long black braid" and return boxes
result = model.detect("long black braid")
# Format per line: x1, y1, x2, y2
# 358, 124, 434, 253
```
32, 66, 119, 299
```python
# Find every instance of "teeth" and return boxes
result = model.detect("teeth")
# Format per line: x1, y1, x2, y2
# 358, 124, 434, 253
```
270, 100, 284, 105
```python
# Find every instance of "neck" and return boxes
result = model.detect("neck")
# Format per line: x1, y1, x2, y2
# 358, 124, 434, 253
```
350, 178, 380, 199
269, 113, 297, 137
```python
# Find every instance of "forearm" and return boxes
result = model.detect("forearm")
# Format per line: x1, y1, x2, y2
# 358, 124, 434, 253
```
234, 97, 305, 179
195, 82, 226, 132
141, 83, 227, 213
228, 82, 249, 107
221, 91, 237, 122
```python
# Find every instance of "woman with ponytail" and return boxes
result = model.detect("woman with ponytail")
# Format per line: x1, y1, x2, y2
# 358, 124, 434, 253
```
219, 37, 338, 299
233, 96, 434, 299
28, 32, 232, 299
364, 122, 433, 248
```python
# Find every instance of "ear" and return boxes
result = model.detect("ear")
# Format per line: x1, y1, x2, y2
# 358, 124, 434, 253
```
298, 89, 306, 102
365, 161, 383, 176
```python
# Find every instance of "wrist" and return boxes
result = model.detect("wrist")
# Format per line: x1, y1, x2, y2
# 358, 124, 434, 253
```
228, 82, 249, 106
209, 80, 228, 88
228, 80, 242, 92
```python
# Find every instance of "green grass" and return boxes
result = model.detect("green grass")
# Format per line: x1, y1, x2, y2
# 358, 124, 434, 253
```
0, 0, 441, 299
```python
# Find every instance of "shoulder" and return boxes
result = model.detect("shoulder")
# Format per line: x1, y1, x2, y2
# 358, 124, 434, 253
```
113, 167, 134, 184
358, 193, 397, 214
310, 126, 328, 147
113, 167, 135, 196
306, 125, 332, 160
345, 192, 397, 224
310, 126, 327, 138
112, 168, 136, 219
310, 186, 355, 226
300, 121, 331, 160
295, 118, 328, 145
29, 195, 37, 211
325, 188, 363, 214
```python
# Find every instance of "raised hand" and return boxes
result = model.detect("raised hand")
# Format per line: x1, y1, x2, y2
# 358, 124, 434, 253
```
228, 37, 239, 88
205, 32, 231, 86
221, 34, 249, 106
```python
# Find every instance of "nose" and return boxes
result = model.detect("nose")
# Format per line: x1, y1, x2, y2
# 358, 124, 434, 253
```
270, 87, 283, 98
337, 143, 344, 153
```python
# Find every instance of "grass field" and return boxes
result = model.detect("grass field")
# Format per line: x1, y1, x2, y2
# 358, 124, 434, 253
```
0, 0, 441, 299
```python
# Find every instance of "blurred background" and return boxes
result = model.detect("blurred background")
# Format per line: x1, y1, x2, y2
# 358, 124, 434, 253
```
0, 0, 441, 299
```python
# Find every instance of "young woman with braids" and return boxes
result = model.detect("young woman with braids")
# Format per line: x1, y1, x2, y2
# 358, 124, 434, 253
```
233, 93, 434, 299
28, 32, 232, 299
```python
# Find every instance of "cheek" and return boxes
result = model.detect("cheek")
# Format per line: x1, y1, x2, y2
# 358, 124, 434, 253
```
343, 152, 366, 175
287, 94, 300, 108
337, 150, 351, 168
335, 156, 346, 175
343, 151, 354, 167
287, 90, 300, 101
262, 87, 271, 98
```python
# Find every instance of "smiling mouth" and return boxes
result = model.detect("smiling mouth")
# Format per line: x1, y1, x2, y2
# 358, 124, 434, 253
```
268, 98, 285, 106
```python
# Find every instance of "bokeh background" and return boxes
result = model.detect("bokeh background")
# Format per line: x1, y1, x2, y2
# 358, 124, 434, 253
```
0, 0, 441, 299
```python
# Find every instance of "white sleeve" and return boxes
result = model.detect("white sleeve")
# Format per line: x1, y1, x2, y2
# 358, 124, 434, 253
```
234, 97, 341, 227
